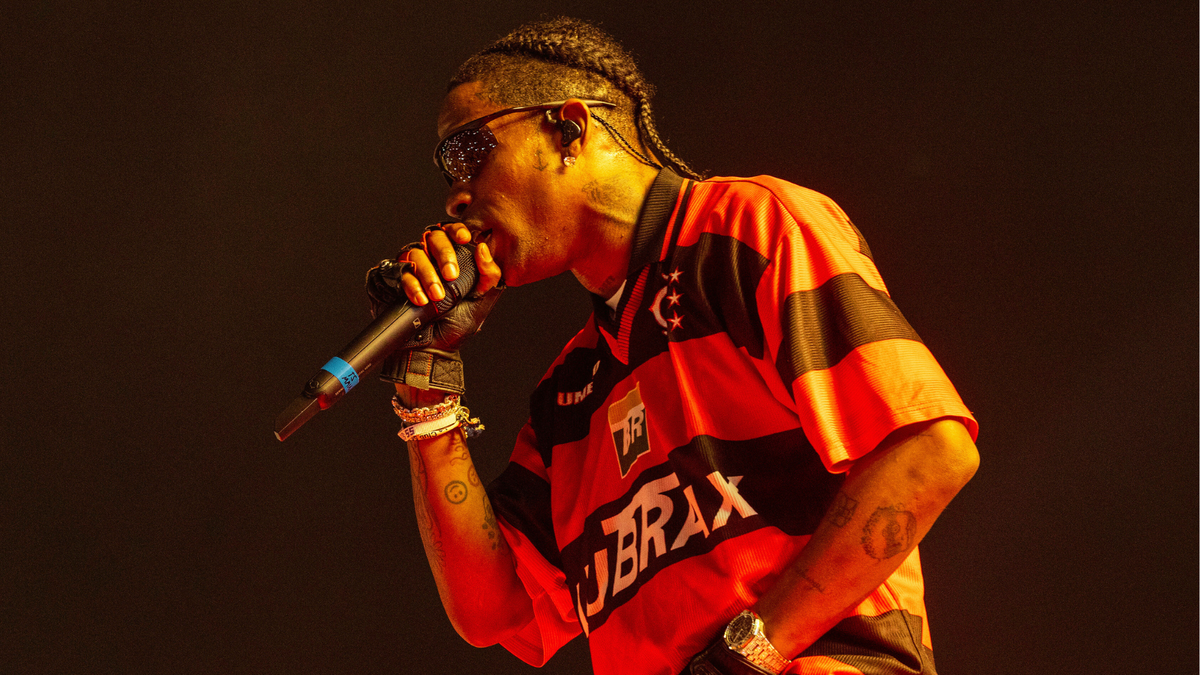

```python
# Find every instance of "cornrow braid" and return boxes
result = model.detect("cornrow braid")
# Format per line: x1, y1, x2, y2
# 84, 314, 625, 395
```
635, 98, 697, 181
450, 17, 704, 180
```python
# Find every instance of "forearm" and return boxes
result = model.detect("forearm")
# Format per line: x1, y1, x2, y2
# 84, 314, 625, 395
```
399, 385, 533, 646
753, 418, 979, 657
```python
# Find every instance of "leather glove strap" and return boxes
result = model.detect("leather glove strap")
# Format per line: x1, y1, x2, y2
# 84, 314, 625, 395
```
379, 348, 465, 394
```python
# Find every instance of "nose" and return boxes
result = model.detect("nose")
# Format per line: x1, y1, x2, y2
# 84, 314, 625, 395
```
444, 183, 470, 220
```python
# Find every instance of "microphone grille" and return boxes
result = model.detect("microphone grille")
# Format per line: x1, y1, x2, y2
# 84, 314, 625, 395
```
434, 244, 479, 314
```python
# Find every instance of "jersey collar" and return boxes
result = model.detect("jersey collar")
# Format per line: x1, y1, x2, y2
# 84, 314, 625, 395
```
591, 167, 684, 324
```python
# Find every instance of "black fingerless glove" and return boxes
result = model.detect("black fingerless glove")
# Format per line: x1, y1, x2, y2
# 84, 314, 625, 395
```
687, 638, 776, 675
364, 243, 503, 393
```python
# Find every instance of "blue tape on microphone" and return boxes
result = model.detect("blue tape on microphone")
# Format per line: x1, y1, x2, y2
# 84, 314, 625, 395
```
321, 357, 360, 392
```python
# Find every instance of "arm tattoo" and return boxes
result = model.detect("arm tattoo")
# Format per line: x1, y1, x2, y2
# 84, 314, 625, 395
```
482, 495, 499, 551
408, 443, 445, 572
797, 568, 826, 594
860, 505, 917, 560
447, 433, 470, 464
444, 480, 468, 504
828, 492, 858, 528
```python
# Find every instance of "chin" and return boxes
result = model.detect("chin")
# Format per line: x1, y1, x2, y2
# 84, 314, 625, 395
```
494, 253, 555, 289
495, 266, 542, 289
498, 271, 527, 288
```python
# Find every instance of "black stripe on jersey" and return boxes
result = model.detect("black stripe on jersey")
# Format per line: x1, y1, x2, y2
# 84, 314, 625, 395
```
661, 232, 772, 360
800, 609, 937, 675
489, 462, 563, 570
527, 343, 627, 470
776, 272, 922, 386
671, 429, 844, 538
529, 231, 775, 461
559, 428, 844, 632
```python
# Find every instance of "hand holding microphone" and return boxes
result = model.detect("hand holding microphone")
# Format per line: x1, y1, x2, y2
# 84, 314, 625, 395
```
382, 222, 504, 310
274, 225, 503, 441
370, 228, 504, 394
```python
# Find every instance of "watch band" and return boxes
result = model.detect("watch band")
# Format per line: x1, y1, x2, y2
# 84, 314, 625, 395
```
724, 610, 791, 674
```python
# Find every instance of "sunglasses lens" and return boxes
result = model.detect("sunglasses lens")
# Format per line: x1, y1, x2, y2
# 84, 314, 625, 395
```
439, 127, 498, 184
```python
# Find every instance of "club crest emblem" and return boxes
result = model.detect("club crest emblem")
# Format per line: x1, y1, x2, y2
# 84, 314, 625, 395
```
650, 268, 685, 333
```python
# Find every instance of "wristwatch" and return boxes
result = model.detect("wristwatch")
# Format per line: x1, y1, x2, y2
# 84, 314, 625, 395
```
723, 610, 791, 674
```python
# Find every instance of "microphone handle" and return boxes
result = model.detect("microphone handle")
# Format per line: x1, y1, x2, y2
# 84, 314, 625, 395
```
275, 243, 478, 441
302, 300, 439, 409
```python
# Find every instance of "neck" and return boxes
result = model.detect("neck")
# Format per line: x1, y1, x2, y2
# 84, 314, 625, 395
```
570, 160, 662, 297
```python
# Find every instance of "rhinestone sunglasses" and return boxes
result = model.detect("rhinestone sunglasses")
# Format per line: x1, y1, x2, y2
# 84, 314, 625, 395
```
433, 99, 616, 185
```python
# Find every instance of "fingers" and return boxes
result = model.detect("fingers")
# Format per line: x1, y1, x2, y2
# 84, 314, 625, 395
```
422, 226, 462, 282
399, 226, 460, 305
474, 242, 503, 295
439, 222, 474, 246
398, 247, 441, 306
398, 224, 503, 305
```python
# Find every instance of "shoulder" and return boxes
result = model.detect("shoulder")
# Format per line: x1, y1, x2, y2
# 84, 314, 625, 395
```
681, 175, 870, 263
696, 175, 851, 223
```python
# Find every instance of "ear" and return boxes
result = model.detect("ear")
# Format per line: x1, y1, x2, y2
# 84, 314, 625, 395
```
555, 99, 592, 156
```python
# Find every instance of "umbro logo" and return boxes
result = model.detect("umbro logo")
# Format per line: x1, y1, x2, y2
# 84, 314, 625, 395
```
558, 361, 601, 407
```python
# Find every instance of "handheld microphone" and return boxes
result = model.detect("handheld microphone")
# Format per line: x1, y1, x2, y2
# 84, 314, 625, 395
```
274, 244, 478, 441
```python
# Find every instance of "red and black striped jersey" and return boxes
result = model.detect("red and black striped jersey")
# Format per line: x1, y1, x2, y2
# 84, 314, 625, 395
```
488, 169, 978, 675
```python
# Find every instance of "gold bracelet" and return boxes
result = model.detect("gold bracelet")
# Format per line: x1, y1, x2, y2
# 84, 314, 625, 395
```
391, 393, 460, 423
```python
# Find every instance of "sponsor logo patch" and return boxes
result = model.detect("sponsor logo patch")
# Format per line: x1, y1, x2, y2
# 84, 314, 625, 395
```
608, 384, 651, 477
570, 468, 759, 635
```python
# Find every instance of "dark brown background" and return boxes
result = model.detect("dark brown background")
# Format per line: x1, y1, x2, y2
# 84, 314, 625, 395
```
3, 2, 1195, 673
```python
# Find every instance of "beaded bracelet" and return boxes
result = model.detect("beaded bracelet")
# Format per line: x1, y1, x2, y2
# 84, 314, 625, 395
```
392, 394, 485, 442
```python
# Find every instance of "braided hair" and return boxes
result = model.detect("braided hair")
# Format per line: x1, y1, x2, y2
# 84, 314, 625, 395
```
449, 17, 704, 180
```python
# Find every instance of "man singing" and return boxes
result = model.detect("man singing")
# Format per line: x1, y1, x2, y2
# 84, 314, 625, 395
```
368, 17, 979, 675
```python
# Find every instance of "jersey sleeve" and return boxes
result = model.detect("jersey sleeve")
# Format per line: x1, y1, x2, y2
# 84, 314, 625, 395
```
487, 422, 582, 665
750, 179, 978, 471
